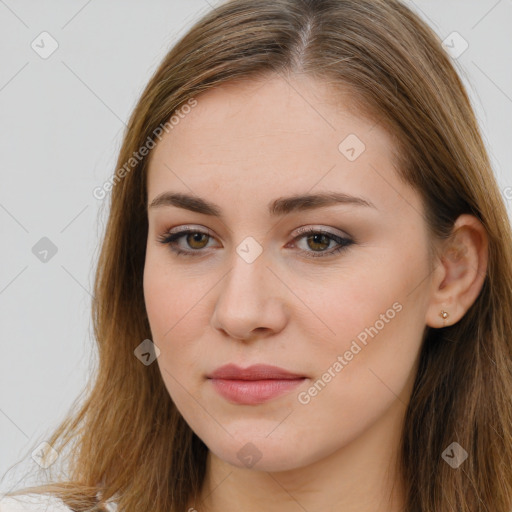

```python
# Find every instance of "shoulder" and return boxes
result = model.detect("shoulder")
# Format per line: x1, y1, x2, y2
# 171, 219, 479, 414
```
0, 494, 74, 511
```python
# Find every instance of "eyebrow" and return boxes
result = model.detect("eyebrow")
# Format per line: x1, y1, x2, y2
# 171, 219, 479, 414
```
148, 191, 377, 217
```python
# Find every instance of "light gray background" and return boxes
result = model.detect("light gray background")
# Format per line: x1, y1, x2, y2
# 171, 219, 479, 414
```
1, 0, 511, 493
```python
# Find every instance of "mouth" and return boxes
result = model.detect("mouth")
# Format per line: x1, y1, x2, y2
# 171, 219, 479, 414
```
206, 363, 307, 405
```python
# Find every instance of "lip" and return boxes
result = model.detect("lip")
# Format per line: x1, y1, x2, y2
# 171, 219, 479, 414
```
207, 363, 305, 380
207, 364, 307, 405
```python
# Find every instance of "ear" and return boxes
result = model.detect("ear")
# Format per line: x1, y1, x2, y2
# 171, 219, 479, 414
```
425, 214, 489, 328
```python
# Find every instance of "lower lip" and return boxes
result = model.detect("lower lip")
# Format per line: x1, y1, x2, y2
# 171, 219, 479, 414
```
209, 378, 306, 405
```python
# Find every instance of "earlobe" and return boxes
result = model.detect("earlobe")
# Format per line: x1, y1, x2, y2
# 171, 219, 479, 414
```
425, 214, 488, 328
439, 308, 449, 327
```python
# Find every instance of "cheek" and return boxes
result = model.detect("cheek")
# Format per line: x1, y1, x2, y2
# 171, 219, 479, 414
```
292, 295, 423, 454
300, 243, 428, 397
143, 256, 212, 391
143, 251, 200, 338
291, 259, 416, 357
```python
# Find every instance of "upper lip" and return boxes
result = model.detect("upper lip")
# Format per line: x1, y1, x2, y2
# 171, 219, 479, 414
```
207, 363, 306, 380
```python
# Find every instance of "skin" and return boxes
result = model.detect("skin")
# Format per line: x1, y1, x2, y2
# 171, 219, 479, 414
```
143, 74, 488, 512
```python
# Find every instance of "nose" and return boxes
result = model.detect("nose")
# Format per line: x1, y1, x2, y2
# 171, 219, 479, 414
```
210, 248, 289, 341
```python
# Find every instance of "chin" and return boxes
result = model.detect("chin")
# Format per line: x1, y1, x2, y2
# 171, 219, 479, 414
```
217, 448, 306, 472
204, 432, 319, 473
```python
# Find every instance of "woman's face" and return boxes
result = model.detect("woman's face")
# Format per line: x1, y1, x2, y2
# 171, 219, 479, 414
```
143, 74, 434, 472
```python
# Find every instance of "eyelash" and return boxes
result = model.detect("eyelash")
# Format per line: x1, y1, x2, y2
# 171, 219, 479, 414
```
156, 226, 354, 259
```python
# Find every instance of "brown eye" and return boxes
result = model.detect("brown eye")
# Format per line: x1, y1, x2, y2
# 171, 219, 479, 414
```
305, 233, 331, 252
157, 228, 216, 257
158, 226, 354, 259
186, 232, 210, 249
291, 228, 354, 259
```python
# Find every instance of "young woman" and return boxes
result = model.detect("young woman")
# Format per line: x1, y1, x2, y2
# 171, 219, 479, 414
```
2, 0, 511, 511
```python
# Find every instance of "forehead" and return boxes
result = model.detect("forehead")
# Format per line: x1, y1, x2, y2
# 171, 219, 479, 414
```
146, 74, 417, 218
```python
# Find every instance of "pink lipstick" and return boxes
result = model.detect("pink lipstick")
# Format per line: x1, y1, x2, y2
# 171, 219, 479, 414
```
207, 364, 306, 405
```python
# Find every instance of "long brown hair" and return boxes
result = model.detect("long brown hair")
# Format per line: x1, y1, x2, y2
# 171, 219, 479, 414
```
3, 0, 512, 510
